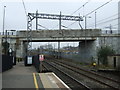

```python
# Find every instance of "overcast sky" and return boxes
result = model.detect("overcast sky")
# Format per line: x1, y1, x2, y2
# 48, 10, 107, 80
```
0, 0, 119, 48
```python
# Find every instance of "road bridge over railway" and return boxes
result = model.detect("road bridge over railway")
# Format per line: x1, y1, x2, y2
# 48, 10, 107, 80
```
17, 29, 101, 41
0, 29, 120, 61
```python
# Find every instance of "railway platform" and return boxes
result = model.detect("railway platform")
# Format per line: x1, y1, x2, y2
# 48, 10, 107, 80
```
2, 61, 70, 89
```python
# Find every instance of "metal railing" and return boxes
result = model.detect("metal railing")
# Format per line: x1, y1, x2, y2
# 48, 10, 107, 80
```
0, 32, 17, 36
101, 30, 118, 34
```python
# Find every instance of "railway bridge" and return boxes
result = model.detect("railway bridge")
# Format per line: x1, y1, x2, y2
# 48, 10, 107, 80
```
0, 29, 120, 61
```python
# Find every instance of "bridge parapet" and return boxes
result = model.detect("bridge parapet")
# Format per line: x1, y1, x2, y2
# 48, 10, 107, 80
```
17, 29, 101, 38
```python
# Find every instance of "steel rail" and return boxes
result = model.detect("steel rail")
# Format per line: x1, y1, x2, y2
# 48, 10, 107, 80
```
44, 61, 92, 90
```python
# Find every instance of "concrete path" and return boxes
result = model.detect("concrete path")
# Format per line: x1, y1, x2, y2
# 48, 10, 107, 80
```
2, 61, 39, 89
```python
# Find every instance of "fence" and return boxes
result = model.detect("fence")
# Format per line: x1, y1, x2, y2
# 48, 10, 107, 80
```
2, 55, 13, 72
32, 55, 40, 72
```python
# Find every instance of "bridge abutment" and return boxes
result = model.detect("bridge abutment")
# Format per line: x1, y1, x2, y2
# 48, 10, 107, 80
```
78, 40, 97, 63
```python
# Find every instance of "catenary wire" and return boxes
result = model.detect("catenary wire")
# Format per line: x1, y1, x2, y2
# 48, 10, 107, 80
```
85, 0, 113, 16
87, 12, 119, 28
67, 0, 113, 29
21, 0, 27, 19
89, 16, 119, 28
70, 0, 91, 15
53, 1, 90, 30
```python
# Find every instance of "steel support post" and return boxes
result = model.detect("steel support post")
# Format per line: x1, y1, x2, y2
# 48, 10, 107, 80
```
27, 14, 32, 56
58, 12, 61, 59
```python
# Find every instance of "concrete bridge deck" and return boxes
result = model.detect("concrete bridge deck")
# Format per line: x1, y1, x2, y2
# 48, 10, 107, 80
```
1, 29, 120, 42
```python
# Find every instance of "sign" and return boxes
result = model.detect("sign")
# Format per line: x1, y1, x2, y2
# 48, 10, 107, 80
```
39, 55, 44, 61
27, 56, 32, 64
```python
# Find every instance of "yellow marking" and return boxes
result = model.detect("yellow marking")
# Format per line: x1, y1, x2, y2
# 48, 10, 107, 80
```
33, 73, 39, 89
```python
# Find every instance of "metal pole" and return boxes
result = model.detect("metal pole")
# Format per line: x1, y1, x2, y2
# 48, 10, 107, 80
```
84, 16, 89, 59
59, 11, 61, 30
3, 6, 6, 35
85, 16, 87, 29
85, 17, 87, 49
58, 11, 61, 59
36, 10, 38, 30
5, 30, 7, 42
5, 30, 7, 55
95, 11, 96, 29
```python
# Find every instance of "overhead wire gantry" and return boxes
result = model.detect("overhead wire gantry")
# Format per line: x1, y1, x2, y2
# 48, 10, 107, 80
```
27, 12, 83, 56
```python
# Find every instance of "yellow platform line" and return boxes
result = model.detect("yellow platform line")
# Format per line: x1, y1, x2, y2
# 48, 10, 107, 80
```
33, 73, 39, 89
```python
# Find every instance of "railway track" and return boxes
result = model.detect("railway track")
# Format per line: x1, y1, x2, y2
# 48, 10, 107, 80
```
58, 59, 120, 83
43, 61, 92, 90
47, 59, 120, 90
54, 59, 120, 83
41, 63, 52, 73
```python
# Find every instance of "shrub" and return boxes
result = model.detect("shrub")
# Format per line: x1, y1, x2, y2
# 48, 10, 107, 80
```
97, 46, 115, 66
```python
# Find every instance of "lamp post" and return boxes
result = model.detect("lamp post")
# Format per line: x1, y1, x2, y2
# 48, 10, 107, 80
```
5, 30, 16, 55
3, 6, 6, 35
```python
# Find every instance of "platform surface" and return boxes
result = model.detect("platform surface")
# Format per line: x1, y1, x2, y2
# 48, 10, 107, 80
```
2, 61, 70, 89
38, 72, 70, 89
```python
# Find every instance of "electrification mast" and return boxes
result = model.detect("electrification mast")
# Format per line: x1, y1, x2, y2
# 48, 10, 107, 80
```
27, 12, 83, 56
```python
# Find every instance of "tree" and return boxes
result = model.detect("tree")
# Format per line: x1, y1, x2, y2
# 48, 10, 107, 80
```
97, 46, 115, 66
2, 41, 10, 55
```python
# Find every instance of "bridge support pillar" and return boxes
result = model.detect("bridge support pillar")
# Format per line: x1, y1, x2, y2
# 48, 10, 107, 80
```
15, 41, 27, 60
79, 41, 97, 63
118, 37, 120, 54
22, 42, 28, 59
